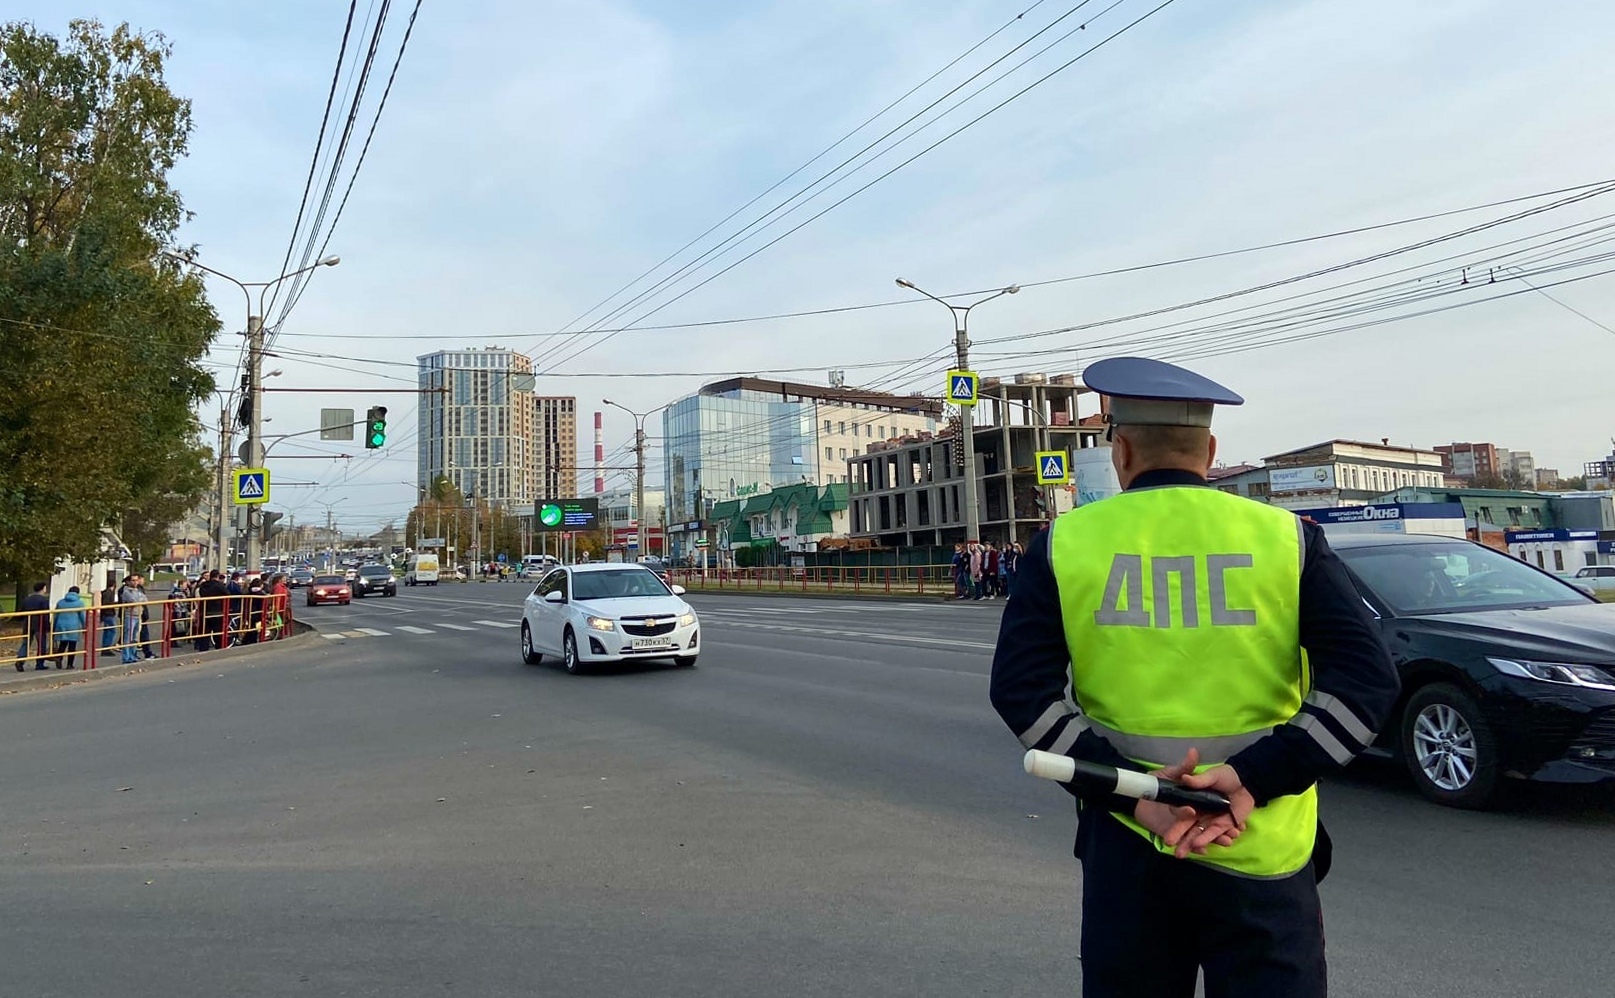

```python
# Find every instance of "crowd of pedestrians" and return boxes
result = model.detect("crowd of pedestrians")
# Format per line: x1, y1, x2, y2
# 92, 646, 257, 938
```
951, 541, 1021, 600
10, 570, 293, 671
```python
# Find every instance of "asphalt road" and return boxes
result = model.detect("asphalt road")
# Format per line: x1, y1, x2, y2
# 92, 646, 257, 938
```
2, 583, 1611, 997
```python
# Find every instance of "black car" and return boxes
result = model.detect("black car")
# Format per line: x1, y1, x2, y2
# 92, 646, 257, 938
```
1332, 533, 1615, 808
352, 564, 398, 598
288, 569, 315, 589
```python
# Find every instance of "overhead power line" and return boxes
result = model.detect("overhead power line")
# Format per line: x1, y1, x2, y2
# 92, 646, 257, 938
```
533, 0, 1182, 377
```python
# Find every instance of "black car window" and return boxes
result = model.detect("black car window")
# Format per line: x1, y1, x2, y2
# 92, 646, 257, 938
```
1337, 541, 1590, 615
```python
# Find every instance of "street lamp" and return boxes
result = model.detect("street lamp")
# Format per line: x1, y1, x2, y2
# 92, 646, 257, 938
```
895, 277, 1018, 544
165, 250, 340, 571
315, 497, 347, 570
604, 398, 669, 560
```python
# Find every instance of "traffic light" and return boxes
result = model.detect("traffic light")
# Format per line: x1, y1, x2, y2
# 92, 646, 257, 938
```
365, 406, 388, 449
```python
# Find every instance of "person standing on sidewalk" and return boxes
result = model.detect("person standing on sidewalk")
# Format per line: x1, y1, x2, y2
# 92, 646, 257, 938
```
985, 544, 1001, 599
98, 574, 119, 658
50, 586, 88, 669
197, 570, 229, 651
16, 582, 52, 671
117, 576, 143, 664
132, 575, 156, 659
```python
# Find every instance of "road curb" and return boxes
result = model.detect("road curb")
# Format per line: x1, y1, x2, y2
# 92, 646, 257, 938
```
0, 622, 320, 695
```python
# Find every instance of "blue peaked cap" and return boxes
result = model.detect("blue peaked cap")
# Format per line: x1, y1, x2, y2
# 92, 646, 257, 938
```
1083, 356, 1242, 428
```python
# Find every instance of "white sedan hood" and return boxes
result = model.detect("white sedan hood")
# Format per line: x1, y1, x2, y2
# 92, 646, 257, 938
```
573, 595, 689, 619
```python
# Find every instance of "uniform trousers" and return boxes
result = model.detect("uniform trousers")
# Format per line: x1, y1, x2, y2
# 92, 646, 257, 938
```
1076, 808, 1326, 998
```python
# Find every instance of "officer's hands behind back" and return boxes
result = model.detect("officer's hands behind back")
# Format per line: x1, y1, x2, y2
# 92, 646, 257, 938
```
1134, 749, 1250, 860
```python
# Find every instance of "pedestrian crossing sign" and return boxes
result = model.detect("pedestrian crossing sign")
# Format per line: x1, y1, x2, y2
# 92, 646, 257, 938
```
233, 468, 270, 505
946, 370, 979, 405
1035, 451, 1070, 485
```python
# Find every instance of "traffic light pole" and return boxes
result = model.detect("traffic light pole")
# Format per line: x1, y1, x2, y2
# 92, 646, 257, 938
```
216, 407, 232, 572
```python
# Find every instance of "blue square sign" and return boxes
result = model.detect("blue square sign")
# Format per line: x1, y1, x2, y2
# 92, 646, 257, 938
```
946, 370, 979, 405
233, 468, 270, 505
1035, 451, 1069, 486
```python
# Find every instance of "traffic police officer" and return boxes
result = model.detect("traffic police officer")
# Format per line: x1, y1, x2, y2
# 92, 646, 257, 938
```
989, 357, 1400, 998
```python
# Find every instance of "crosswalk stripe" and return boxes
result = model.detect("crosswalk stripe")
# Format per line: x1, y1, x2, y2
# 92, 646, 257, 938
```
321, 633, 346, 640
356, 627, 390, 636
473, 619, 520, 629
434, 622, 476, 631
396, 625, 435, 634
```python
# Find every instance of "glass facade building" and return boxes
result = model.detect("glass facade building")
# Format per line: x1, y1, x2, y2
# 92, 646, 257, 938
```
663, 391, 815, 526
662, 378, 940, 559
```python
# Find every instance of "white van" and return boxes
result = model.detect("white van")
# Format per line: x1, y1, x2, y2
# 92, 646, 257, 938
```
521, 554, 557, 577
406, 553, 440, 586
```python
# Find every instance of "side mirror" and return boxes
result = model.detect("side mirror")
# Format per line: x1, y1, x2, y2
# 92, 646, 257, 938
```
543, 590, 565, 604
670, 584, 687, 596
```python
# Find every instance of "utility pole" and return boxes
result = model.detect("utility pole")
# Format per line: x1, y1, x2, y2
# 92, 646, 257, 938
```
162, 251, 340, 570
245, 314, 265, 569
896, 278, 1019, 544
216, 406, 232, 571
604, 399, 668, 563
635, 424, 647, 560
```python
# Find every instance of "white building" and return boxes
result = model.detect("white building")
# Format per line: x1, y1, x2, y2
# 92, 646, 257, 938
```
1262, 440, 1447, 510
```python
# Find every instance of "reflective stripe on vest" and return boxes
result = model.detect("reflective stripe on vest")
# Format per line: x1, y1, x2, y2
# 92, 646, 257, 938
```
1050, 485, 1316, 879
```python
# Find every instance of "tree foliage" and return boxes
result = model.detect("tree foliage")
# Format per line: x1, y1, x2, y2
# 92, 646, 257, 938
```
0, 19, 218, 583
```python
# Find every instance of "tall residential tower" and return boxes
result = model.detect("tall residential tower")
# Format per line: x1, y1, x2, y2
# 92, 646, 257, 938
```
416, 348, 577, 510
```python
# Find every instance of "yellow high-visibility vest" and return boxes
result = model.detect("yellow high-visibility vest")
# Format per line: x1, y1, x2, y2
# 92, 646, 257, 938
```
1050, 485, 1315, 878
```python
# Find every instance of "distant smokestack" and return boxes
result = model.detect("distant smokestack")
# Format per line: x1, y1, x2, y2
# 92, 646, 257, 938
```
594, 411, 605, 494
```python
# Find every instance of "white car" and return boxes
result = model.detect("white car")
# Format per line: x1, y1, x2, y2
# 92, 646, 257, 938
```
520, 563, 699, 674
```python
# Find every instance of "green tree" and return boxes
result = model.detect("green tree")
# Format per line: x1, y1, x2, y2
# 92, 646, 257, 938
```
0, 19, 218, 587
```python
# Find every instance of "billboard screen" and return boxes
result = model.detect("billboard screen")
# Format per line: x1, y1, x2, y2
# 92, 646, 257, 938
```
1268, 464, 1337, 493
534, 498, 600, 532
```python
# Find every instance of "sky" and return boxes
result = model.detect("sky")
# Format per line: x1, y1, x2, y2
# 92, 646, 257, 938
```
16, 0, 1615, 532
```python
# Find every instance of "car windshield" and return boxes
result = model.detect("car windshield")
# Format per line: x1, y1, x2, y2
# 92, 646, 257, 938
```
313, 576, 345, 585
571, 569, 670, 600
360, 566, 391, 577
1337, 540, 1590, 615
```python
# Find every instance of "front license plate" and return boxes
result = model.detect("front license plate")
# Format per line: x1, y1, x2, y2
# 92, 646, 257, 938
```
630, 638, 674, 650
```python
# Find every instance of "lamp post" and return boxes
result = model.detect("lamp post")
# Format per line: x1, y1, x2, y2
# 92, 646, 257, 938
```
166, 250, 340, 571
603, 399, 668, 561
896, 278, 1018, 545
315, 497, 347, 571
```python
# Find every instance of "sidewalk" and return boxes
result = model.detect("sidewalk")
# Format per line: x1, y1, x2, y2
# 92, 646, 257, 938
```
0, 623, 317, 694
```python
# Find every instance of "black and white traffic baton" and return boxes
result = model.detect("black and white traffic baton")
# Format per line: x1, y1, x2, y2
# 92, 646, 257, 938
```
1023, 749, 1232, 814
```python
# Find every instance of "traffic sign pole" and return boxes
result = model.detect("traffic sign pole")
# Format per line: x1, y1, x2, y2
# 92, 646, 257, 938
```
897, 277, 1018, 546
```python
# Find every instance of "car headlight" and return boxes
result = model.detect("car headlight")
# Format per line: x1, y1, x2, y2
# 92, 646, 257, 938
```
678, 612, 697, 627
1488, 658, 1615, 691
585, 616, 615, 632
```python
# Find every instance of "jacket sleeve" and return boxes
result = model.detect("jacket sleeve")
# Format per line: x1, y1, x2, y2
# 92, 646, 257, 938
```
1226, 520, 1401, 805
990, 529, 1146, 814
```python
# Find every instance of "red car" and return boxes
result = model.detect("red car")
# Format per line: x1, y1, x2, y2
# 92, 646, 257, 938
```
306, 575, 352, 606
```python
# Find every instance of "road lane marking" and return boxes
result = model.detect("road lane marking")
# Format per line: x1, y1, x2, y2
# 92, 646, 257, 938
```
434, 623, 476, 631
473, 619, 520, 629
356, 627, 390, 636
321, 633, 346, 640
395, 625, 435, 634
712, 620, 995, 651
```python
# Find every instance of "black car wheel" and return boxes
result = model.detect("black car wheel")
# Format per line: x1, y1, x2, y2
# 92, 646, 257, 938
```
521, 623, 542, 666
674, 655, 697, 668
1400, 682, 1501, 809
563, 629, 584, 675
